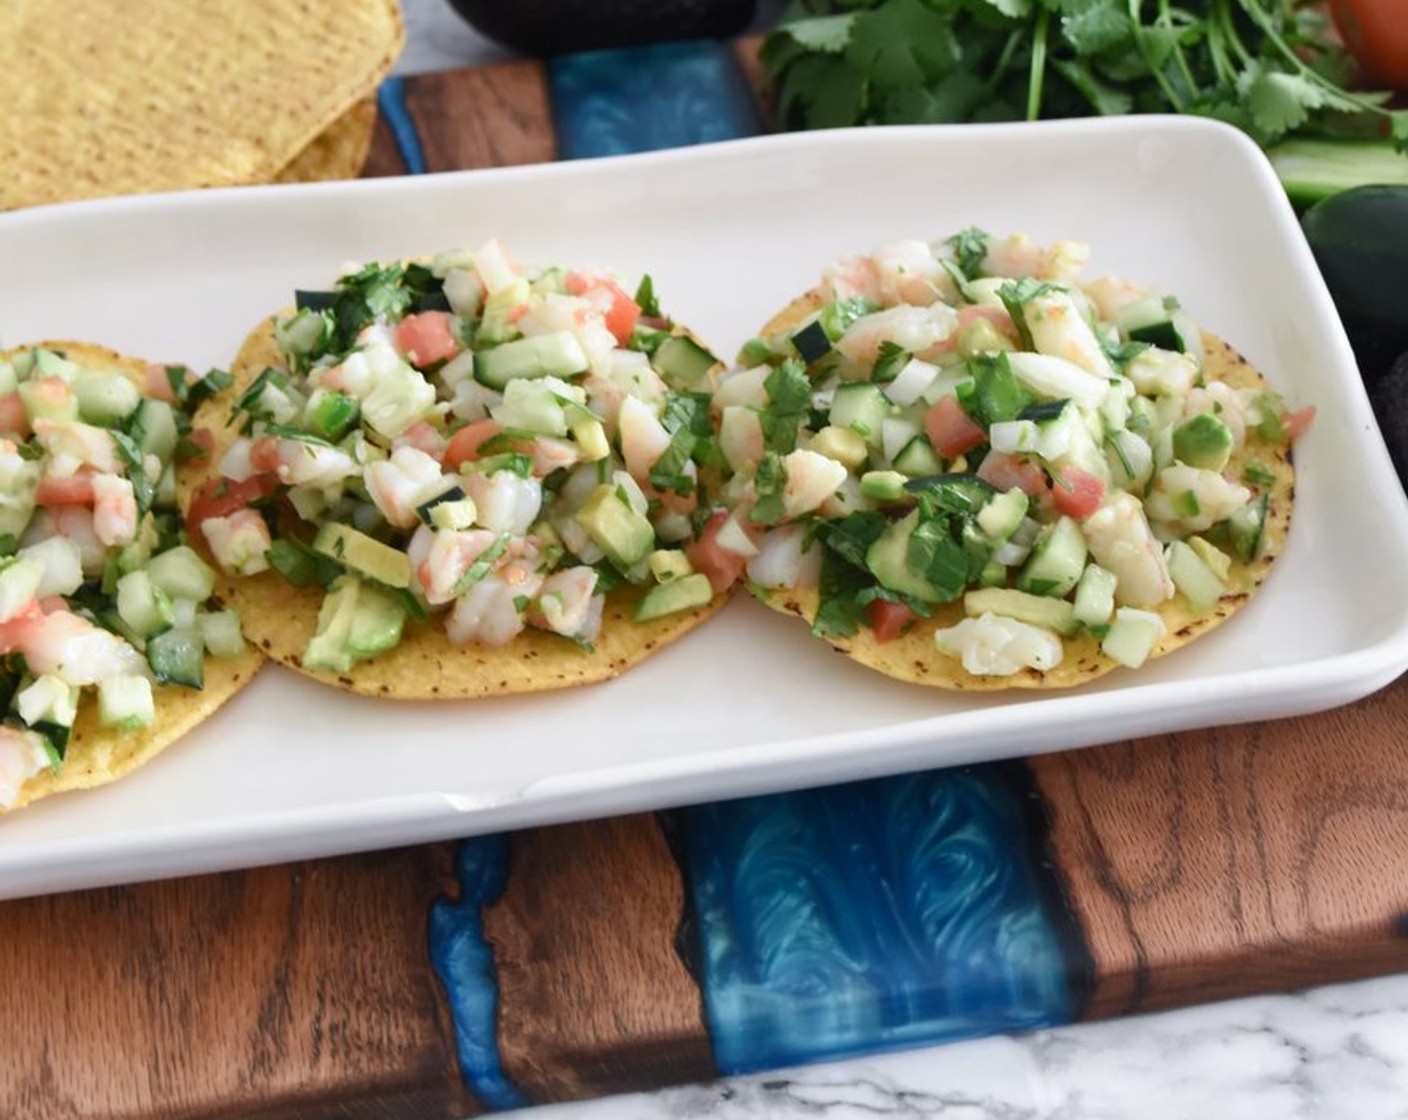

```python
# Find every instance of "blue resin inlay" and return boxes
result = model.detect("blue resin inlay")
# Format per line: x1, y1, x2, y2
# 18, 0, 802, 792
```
676, 768, 1075, 1074
376, 78, 428, 175
428, 833, 529, 1110
547, 41, 760, 160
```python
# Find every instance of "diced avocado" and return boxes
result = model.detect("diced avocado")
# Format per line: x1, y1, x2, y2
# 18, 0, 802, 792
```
810, 425, 869, 471
1226, 494, 1268, 562
572, 417, 610, 461
866, 510, 944, 601
830, 383, 892, 446
1072, 563, 1117, 627
1189, 536, 1232, 581
576, 484, 655, 571
1101, 607, 1166, 668
98, 674, 155, 731
963, 586, 1079, 636
348, 582, 408, 657
1017, 516, 1087, 597
474, 331, 588, 389
634, 572, 713, 621
976, 487, 1028, 542
73, 370, 141, 426
146, 628, 204, 688
1172, 413, 1233, 471
648, 549, 694, 583
312, 522, 411, 589
1166, 539, 1226, 615
302, 577, 405, 672
891, 435, 943, 477
651, 334, 719, 392
956, 317, 1015, 359
860, 470, 908, 503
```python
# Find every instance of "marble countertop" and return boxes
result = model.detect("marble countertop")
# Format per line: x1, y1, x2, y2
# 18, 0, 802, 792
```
393, 4, 1408, 1116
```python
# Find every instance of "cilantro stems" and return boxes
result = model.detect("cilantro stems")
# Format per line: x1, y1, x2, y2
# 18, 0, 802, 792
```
1027, 6, 1050, 122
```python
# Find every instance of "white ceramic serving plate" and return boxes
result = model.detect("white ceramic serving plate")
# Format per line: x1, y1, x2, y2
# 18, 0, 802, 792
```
2, 117, 1406, 900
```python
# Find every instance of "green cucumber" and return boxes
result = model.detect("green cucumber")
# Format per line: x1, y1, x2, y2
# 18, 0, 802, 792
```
651, 334, 719, 392
474, 331, 588, 389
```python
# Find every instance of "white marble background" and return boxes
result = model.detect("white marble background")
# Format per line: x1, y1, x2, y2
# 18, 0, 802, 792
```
393, 3, 1408, 1116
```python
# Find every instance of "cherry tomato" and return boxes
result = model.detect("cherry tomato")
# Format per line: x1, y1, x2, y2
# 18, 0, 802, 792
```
1330, 0, 1408, 89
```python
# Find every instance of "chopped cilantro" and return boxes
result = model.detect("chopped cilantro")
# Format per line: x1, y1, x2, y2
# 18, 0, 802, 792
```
872, 341, 910, 384
947, 227, 989, 279
749, 452, 789, 525
634, 274, 662, 319
760, 360, 811, 454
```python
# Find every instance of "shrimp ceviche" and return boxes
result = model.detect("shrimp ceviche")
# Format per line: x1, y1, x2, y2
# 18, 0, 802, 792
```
0, 343, 259, 811
189, 241, 730, 696
710, 229, 1308, 689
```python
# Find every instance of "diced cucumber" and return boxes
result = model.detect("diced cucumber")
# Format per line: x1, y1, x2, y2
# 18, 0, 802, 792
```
73, 370, 141, 426
883, 359, 940, 407
634, 572, 713, 621
15, 674, 79, 728
116, 570, 175, 638
198, 610, 247, 658
132, 398, 179, 462
1101, 607, 1166, 669
976, 488, 1028, 542
474, 332, 588, 389
892, 435, 943, 477
575, 484, 655, 572
1166, 539, 1225, 615
34, 348, 79, 380
491, 376, 572, 435
98, 674, 155, 731
146, 546, 217, 602
860, 470, 909, 503
0, 556, 44, 623
866, 510, 944, 601
1226, 494, 1268, 562
963, 586, 1079, 636
1115, 297, 1188, 351
312, 522, 412, 589
304, 388, 360, 441
789, 319, 831, 363
1073, 563, 1117, 627
147, 628, 204, 687
1017, 516, 1087, 597
830, 383, 892, 445
651, 334, 719, 392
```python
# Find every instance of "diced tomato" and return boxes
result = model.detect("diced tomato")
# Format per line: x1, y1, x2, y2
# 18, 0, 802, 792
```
686, 512, 747, 595
977, 451, 1050, 498
144, 363, 179, 402
394, 311, 460, 367
248, 435, 282, 473
185, 474, 278, 535
0, 392, 28, 437
441, 420, 503, 471
1283, 405, 1316, 442
36, 473, 96, 506
866, 600, 916, 643
1050, 465, 1106, 520
564, 272, 590, 297
566, 273, 640, 345
924, 396, 986, 458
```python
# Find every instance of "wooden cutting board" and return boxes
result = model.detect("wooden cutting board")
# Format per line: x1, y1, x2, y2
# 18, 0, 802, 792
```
5, 41, 1408, 1120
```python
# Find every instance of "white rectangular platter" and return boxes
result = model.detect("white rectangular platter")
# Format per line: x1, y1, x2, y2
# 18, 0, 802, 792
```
3, 117, 1407, 900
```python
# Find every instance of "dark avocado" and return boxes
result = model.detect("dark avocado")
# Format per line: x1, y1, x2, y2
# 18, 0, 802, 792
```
445, 0, 757, 56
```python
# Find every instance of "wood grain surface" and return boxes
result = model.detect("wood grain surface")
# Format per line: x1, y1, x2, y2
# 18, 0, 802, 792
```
0, 848, 476, 1120
1032, 676, 1408, 1020
485, 815, 712, 1101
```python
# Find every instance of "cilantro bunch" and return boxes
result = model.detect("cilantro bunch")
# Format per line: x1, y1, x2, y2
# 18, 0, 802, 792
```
762, 0, 1408, 152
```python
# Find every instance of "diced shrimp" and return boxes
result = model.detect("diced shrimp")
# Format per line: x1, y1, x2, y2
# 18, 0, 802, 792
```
780, 449, 847, 520
528, 566, 600, 638
365, 447, 450, 529
1183, 383, 1246, 449
201, 510, 272, 576
32, 418, 118, 476
446, 573, 531, 647
463, 470, 542, 535
711, 365, 771, 413
935, 613, 1064, 676
617, 395, 672, 484
529, 436, 581, 478
91, 474, 138, 547
1024, 290, 1115, 378
16, 536, 84, 599
394, 420, 448, 462
0, 606, 148, 685
275, 439, 359, 488
1082, 492, 1174, 607
583, 350, 667, 428
23, 507, 106, 575
982, 234, 1089, 284
746, 524, 822, 589
820, 254, 882, 305
872, 240, 955, 307
1145, 465, 1252, 534
416, 528, 502, 605
0, 726, 48, 808
836, 304, 958, 365
1084, 275, 1156, 321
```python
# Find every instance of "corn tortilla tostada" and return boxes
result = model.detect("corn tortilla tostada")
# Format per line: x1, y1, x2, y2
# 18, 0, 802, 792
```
0, 342, 262, 812
185, 243, 732, 700
706, 229, 1302, 690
